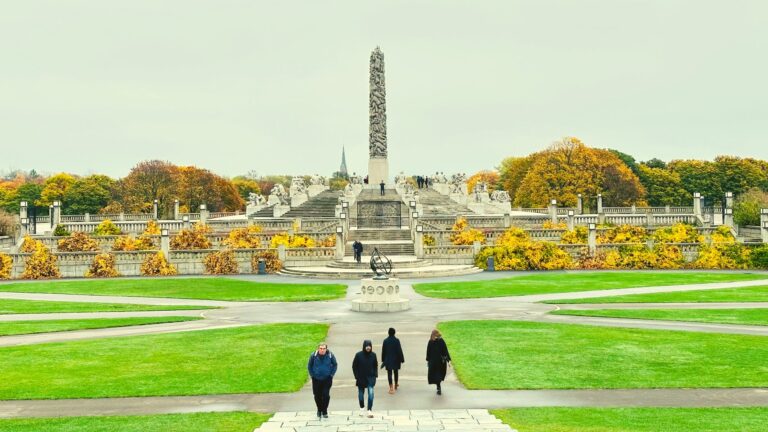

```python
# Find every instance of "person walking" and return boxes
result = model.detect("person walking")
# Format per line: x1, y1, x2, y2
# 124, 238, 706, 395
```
381, 327, 405, 394
353, 240, 364, 264
426, 329, 451, 395
352, 340, 378, 417
307, 342, 337, 419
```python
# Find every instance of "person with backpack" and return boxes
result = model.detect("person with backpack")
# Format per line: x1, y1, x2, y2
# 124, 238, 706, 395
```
307, 342, 337, 419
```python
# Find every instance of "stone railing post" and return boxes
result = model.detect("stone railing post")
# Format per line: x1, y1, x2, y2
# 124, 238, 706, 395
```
415, 226, 424, 258
335, 226, 344, 259
646, 211, 654, 227
724, 207, 734, 228
19, 201, 28, 220
182, 215, 191, 229
153, 199, 159, 220
503, 213, 510, 228
596, 194, 603, 214
576, 194, 583, 215
160, 228, 170, 257
472, 240, 482, 256
725, 191, 733, 209
174, 200, 180, 220
665, 205, 671, 213
567, 210, 575, 231
277, 244, 287, 262
548, 199, 557, 224
588, 223, 597, 255
760, 209, 768, 243
693, 192, 702, 217
199, 204, 209, 224
339, 213, 349, 240
119, 212, 125, 222
411, 211, 419, 239
84, 213, 91, 223
631, 204, 637, 214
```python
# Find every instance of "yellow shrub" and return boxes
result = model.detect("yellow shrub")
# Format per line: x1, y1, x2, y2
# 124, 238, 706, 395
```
204, 249, 239, 274
495, 227, 529, 247
476, 240, 573, 271
20, 235, 37, 253
319, 235, 336, 247
692, 244, 750, 270
85, 253, 120, 278
0, 253, 12, 279
112, 235, 156, 251
22, 242, 61, 279
57, 231, 99, 252
251, 250, 282, 273
450, 217, 486, 245
710, 225, 736, 244
223, 225, 264, 249
140, 251, 178, 276
423, 234, 436, 246
93, 219, 122, 236
577, 249, 620, 270
653, 223, 703, 244
143, 220, 161, 235
561, 226, 588, 244
598, 225, 647, 244
269, 233, 316, 248
171, 223, 212, 250
542, 221, 567, 229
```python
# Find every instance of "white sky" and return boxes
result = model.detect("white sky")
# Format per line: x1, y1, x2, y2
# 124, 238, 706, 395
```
1, 1, 767, 179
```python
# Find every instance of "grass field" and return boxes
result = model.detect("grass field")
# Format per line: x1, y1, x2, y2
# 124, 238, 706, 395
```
413, 272, 768, 298
550, 308, 768, 326
0, 323, 327, 399
438, 320, 768, 389
546, 285, 768, 304
492, 407, 768, 432
0, 278, 346, 302
0, 411, 270, 432
0, 298, 211, 314
0, 316, 201, 336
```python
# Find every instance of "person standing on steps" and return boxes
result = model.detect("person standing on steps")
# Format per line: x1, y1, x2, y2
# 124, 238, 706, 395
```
307, 342, 337, 419
426, 329, 451, 395
353, 240, 364, 264
381, 327, 405, 394
379, 180, 385, 196
352, 339, 378, 418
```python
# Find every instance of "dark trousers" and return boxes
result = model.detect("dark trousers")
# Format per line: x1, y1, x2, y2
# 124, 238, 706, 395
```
386, 368, 399, 385
354, 251, 361, 263
312, 377, 332, 414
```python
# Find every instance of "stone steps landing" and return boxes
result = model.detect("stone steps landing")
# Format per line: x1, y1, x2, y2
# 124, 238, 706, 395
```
254, 409, 516, 431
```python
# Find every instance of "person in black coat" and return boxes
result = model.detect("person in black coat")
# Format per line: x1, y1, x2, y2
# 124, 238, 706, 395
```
352, 339, 378, 417
381, 327, 405, 394
426, 329, 451, 395
353, 240, 364, 264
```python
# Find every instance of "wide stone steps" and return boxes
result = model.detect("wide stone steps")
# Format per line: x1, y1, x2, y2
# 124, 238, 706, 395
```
345, 242, 414, 256
418, 189, 474, 215
326, 258, 433, 269
349, 229, 412, 241
283, 191, 342, 218
254, 409, 516, 431
279, 265, 482, 279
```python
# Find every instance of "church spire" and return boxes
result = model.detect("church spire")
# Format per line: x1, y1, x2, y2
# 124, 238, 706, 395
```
339, 146, 348, 177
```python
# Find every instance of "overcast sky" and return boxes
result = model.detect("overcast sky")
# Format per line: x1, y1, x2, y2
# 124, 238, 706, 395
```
2, 1, 767, 179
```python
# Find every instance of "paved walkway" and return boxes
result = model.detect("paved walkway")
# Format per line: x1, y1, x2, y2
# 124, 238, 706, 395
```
0, 273, 767, 420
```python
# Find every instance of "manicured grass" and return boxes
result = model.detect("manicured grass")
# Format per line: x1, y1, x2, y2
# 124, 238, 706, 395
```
413, 272, 768, 298
547, 285, 768, 304
0, 411, 270, 432
438, 320, 768, 389
551, 308, 768, 326
0, 298, 212, 314
0, 278, 346, 302
0, 316, 202, 336
492, 407, 768, 432
0, 323, 327, 399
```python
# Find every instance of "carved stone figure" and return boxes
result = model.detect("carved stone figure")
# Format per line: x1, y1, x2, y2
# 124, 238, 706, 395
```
350, 173, 363, 185
369, 47, 387, 158
310, 174, 326, 186
290, 176, 307, 195
248, 192, 266, 205
269, 184, 289, 205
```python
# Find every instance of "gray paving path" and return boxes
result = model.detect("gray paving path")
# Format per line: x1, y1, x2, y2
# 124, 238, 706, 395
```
1, 273, 768, 419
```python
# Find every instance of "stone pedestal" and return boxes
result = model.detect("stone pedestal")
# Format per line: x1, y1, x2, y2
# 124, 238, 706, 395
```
368, 157, 389, 186
246, 203, 265, 216
291, 193, 308, 208
307, 185, 327, 198
273, 204, 291, 217
352, 277, 410, 312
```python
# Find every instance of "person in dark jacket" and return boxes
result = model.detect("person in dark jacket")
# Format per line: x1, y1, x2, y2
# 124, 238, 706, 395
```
381, 327, 405, 394
353, 240, 364, 264
352, 339, 378, 417
307, 342, 337, 419
426, 329, 451, 395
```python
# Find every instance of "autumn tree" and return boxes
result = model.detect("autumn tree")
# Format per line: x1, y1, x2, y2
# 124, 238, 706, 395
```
63, 175, 115, 215
497, 155, 536, 204
231, 176, 261, 201
466, 170, 500, 194
175, 166, 244, 212
119, 160, 177, 216
636, 164, 690, 206
39, 173, 76, 208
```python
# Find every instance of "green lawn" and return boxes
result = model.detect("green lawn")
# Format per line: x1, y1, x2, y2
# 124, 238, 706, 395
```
492, 407, 768, 432
547, 285, 768, 304
0, 316, 202, 337
438, 320, 768, 389
551, 308, 768, 326
0, 298, 212, 314
0, 411, 269, 432
413, 272, 768, 299
0, 278, 346, 302
0, 323, 327, 399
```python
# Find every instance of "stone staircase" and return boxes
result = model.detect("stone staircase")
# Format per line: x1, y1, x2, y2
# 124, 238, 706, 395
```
254, 409, 516, 431
345, 228, 414, 257
417, 189, 473, 216
251, 190, 342, 218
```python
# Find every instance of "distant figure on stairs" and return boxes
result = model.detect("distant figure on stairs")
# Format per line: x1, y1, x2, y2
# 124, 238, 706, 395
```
353, 240, 364, 264
379, 180, 385, 196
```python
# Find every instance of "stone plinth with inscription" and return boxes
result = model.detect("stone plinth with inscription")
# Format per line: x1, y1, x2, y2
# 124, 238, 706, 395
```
351, 278, 410, 312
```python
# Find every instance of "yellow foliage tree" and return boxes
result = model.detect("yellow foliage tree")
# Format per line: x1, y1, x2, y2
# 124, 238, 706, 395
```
222, 225, 263, 249
171, 223, 212, 250
653, 223, 703, 244
542, 221, 567, 230
93, 219, 122, 236
112, 235, 156, 251
204, 249, 239, 274
140, 251, 177, 276
144, 220, 161, 235
450, 217, 485, 245
466, 170, 499, 195
0, 253, 12, 279
560, 226, 587, 244
85, 253, 120, 277
19, 235, 38, 253
692, 244, 750, 269
57, 231, 99, 252
269, 233, 316, 248
423, 234, 436, 246
598, 225, 647, 244
22, 242, 61, 279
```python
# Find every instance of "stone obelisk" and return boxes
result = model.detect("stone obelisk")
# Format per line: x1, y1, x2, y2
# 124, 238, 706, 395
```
368, 47, 389, 186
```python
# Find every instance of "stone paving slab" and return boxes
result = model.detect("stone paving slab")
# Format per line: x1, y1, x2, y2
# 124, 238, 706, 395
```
253, 410, 515, 432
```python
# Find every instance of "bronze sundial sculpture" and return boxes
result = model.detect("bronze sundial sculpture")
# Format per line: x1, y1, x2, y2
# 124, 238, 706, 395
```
369, 247, 392, 279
